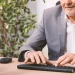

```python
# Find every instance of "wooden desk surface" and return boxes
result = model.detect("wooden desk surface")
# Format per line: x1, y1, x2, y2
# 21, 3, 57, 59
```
0, 58, 75, 75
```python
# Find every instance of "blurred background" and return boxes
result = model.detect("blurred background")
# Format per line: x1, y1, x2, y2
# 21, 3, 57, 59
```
0, 0, 59, 58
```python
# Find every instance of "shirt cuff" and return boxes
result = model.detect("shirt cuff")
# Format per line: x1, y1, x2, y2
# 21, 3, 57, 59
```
24, 51, 30, 59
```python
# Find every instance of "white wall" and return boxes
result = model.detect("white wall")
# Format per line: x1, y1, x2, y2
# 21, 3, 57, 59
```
27, 0, 59, 23
36, 0, 59, 23
27, 1, 37, 14
45, 0, 59, 8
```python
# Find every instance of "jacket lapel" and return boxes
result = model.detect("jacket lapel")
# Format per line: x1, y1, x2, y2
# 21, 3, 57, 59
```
57, 10, 67, 55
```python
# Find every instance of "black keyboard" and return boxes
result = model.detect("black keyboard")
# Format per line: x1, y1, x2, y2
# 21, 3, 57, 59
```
17, 64, 75, 73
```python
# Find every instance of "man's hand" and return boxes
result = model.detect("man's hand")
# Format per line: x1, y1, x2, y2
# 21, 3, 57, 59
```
24, 51, 55, 65
24, 51, 47, 64
55, 53, 75, 66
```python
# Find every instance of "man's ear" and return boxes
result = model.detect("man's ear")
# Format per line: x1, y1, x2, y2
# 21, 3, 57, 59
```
56, 1, 60, 6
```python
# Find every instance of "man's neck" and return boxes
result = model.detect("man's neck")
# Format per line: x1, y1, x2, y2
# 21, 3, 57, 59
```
68, 15, 75, 24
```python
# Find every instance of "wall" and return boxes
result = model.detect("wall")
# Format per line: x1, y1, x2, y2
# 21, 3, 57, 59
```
36, 0, 59, 23
27, 0, 59, 23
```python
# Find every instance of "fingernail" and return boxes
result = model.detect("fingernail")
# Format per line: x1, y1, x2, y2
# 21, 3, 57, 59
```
43, 60, 46, 64
71, 62, 73, 65
37, 61, 40, 64
55, 64, 58, 67
60, 63, 63, 65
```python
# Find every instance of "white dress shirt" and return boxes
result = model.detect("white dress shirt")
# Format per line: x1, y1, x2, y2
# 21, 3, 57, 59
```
66, 16, 75, 53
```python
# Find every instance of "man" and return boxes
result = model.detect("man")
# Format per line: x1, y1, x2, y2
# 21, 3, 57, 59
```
18, 0, 75, 66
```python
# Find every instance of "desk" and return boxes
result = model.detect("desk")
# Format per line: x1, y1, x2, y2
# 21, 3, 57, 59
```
0, 58, 75, 75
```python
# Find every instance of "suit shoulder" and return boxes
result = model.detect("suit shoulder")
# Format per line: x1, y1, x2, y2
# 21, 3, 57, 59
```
44, 5, 62, 17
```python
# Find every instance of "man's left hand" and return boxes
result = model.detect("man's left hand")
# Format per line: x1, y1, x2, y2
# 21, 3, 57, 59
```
55, 53, 75, 66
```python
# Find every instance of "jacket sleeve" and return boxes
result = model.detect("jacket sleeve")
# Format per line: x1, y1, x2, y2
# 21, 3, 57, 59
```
18, 12, 46, 62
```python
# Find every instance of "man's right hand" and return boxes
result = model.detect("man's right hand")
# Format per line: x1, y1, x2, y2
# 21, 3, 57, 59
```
24, 51, 47, 64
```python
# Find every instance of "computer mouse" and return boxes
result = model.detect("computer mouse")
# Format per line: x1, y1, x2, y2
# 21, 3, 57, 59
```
0, 57, 12, 63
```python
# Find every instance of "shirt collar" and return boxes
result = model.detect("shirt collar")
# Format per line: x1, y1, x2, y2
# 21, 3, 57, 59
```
65, 14, 71, 22
65, 14, 75, 27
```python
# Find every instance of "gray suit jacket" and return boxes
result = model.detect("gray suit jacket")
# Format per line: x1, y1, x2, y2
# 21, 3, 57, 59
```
18, 5, 67, 62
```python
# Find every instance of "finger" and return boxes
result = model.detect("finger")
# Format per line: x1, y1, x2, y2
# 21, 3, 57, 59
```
60, 57, 72, 65
37, 51, 46, 64
24, 52, 35, 64
46, 59, 56, 65
55, 55, 68, 66
24, 56, 30, 63
33, 52, 41, 64
29, 54, 35, 63
71, 59, 75, 65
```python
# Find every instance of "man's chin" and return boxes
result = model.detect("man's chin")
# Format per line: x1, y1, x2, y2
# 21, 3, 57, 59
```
65, 11, 75, 16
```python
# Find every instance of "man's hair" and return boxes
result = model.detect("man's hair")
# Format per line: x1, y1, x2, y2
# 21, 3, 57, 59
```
56, 1, 60, 5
